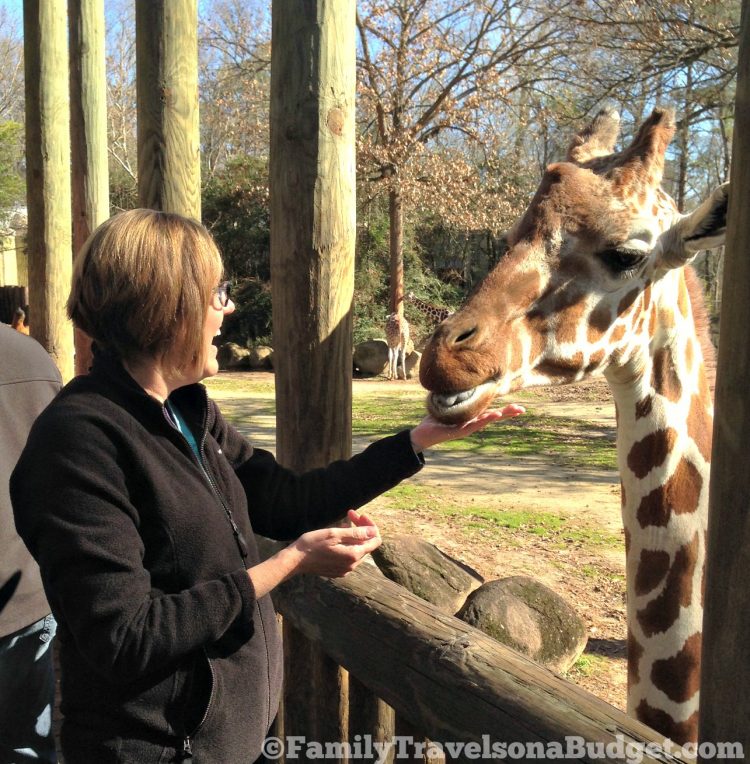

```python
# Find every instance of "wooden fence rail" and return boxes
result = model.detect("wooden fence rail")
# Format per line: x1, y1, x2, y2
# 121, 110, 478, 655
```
258, 539, 686, 764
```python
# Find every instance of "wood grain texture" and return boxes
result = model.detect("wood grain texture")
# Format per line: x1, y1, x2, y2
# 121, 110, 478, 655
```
24, 0, 74, 380
69, 0, 109, 375
269, 0, 356, 471
699, 1, 750, 752
256, 537, 687, 764
135, 0, 200, 218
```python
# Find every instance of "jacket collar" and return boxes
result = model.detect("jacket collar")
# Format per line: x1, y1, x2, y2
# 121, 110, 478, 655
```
87, 346, 209, 437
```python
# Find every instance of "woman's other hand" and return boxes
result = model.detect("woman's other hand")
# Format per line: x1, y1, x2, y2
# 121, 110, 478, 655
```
409, 404, 525, 452
248, 510, 381, 597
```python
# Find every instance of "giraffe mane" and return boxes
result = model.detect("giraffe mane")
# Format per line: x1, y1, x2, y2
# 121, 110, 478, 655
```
684, 266, 716, 397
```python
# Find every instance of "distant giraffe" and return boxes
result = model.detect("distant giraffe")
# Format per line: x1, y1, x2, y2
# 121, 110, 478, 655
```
406, 292, 454, 324
420, 108, 728, 744
385, 310, 410, 380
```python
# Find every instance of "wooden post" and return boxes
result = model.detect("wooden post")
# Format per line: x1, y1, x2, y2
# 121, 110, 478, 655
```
69, 0, 109, 375
135, 0, 200, 218
270, 0, 356, 756
24, 0, 74, 380
699, 1, 750, 755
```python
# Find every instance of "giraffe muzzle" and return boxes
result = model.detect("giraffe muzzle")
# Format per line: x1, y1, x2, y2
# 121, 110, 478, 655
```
427, 379, 499, 424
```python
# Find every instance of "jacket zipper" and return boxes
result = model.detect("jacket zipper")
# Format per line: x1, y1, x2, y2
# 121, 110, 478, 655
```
162, 407, 249, 563
181, 648, 216, 758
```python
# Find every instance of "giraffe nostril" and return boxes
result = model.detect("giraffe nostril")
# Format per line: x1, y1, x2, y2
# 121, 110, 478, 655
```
453, 326, 477, 345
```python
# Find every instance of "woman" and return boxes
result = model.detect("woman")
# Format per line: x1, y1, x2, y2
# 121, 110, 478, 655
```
11, 209, 523, 763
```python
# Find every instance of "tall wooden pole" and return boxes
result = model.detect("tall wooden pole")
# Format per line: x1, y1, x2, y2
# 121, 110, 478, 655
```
69, 0, 109, 375
270, 0, 356, 755
699, 0, 750, 754
24, 0, 74, 381
135, 0, 200, 218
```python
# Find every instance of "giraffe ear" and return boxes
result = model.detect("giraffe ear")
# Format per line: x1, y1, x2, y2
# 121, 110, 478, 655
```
657, 183, 729, 269
567, 107, 621, 164
609, 108, 676, 193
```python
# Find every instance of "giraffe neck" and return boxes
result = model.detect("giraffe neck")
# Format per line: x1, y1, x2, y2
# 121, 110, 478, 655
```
604, 274, 713, 744
407, 295, 451, 322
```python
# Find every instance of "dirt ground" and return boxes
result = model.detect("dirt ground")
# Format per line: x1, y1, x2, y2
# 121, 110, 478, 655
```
209, 372, 627, 711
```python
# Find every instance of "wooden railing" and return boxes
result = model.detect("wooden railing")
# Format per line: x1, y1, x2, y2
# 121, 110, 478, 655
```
258, 539, 686, 764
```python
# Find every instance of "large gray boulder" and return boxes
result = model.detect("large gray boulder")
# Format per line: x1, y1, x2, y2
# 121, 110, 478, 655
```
353, 339, 388, 375
456, 576, 587, 673
217, 342, 251, 370
372, 535, 483, 614
353, 339, 420, 378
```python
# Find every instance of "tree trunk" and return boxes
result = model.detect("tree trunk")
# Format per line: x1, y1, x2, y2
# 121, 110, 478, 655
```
135, 0, 200, 218
699, 1, 750, 753
269, 0, 356, 756
24, 0, 74, 380
389, 186, 404, 315
69, 0, 109, 375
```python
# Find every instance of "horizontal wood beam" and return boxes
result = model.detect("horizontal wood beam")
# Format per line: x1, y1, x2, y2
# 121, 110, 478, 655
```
258, 539, 684, 763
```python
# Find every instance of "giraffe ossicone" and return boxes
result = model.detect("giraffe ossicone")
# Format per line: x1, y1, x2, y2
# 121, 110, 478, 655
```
420, 107, 729, 744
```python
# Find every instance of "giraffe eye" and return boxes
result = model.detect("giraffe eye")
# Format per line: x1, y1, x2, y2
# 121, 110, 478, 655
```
598, 247, 647, 276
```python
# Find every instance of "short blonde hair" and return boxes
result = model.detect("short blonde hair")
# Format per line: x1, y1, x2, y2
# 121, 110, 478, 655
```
68, 209, 223, 373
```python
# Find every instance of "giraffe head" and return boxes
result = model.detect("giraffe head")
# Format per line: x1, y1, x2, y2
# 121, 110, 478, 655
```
420, 108, 728, 423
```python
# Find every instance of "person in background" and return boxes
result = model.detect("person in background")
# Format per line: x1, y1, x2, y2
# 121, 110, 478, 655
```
10, 307, 29, 335
0, 325, 61, 763
11, 209, 524, 763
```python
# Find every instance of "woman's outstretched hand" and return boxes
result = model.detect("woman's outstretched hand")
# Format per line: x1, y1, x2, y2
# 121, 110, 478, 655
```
409, 404, 525, 452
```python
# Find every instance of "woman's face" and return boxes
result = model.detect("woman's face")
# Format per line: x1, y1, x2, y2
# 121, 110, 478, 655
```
199, 282, 235, 380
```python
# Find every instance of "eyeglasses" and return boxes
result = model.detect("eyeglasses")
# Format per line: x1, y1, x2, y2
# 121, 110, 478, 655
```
212, 281, 231, 309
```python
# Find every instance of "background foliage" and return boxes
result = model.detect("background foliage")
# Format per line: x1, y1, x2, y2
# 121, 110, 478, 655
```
0, 0, 739, 347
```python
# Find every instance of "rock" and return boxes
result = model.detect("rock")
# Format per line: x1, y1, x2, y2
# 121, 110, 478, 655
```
353, 339, 388, 376
405, 350, 421, 378
249, 345, 273, 370
372, 535, 483, 614
217, 342, 251, 370
456, 576, 587, 673
353, 340, 420, 378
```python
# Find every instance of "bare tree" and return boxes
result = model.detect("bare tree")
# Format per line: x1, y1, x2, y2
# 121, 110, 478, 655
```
356, 0, 576, 313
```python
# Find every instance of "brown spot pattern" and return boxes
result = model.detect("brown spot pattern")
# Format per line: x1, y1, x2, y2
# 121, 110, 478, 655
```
618, 288, 640, 316
636, 532, 699, 637
635, 702, 698, 746
536, 353, 584, 379
585, 349, 605, 372
686, 395, 712, 463
658, 307, 675, 328
651, 632, 702, 704
635, 549, 670, 596
636, 457, 702, 527
685, 338, 694, 375
628, 630, 644, 688
627, 427, 677, 480
587, 303, 613, 341
652, 347, 682, 402
555, 300, 587, 344
635, 394, 653, 419
649, 308, 656, 336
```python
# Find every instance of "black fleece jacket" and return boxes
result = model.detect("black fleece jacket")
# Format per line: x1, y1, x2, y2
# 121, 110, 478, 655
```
10, 353, 424, 763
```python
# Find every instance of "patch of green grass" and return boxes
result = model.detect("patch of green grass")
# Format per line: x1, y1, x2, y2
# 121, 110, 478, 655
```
207, 378, 617, 471
568, 653, 610, 678
204, 374, 276, 396
381, 484, 619, 548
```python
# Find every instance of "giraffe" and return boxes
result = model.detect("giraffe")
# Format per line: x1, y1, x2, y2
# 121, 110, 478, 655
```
385, 309, 410, 380
419, 108, 728, 744
406, 291, 454, 324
